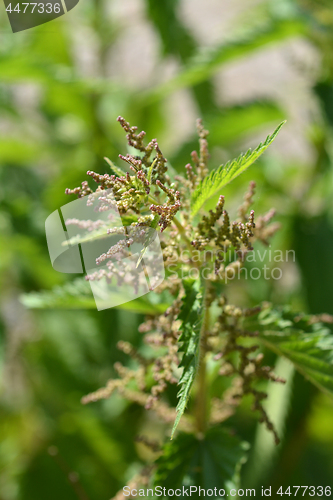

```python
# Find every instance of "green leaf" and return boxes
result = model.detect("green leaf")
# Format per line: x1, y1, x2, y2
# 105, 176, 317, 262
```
248, 306, 333, 397
154, 427, 249, 496
190, 121, 285, 217
147, 157, 157, 186
62, 226, 124, 247
172, 280, 204, 438
104, 157, 129, 177
20, 278, 171, 314
167, 101, 284, 175
63, 215, 139, 247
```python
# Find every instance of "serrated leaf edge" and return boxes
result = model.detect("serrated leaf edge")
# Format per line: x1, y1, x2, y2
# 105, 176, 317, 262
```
190, 121, 286, 217
171, 281, 204, 439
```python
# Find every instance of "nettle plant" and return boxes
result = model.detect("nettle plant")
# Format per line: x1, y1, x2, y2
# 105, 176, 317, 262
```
59, 118, 333, 496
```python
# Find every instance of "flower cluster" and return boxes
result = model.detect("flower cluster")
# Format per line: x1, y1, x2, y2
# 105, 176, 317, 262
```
65, 117, 286, 498
66, 117, 182, 239
211, 299, 285, 445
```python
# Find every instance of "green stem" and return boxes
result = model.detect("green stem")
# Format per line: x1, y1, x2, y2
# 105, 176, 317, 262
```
172, 216, 197, 257
148, 194, 159, 205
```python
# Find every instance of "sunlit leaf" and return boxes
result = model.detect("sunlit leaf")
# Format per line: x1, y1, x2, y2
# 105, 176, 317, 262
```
190, 121, 285, 217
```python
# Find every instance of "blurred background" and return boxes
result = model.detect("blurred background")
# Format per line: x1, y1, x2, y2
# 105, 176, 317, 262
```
1, 0, 333, 498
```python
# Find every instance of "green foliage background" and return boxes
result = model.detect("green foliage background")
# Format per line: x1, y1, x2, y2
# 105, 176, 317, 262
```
1, 0, 333, 498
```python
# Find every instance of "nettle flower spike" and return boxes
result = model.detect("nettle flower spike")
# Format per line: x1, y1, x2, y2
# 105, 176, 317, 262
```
65, 117, 181, 230
37, 115, 333, 495
64, 119, 323, 484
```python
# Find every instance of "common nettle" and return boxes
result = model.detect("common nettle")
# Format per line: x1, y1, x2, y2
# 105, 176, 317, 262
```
53, 117, 333, 496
